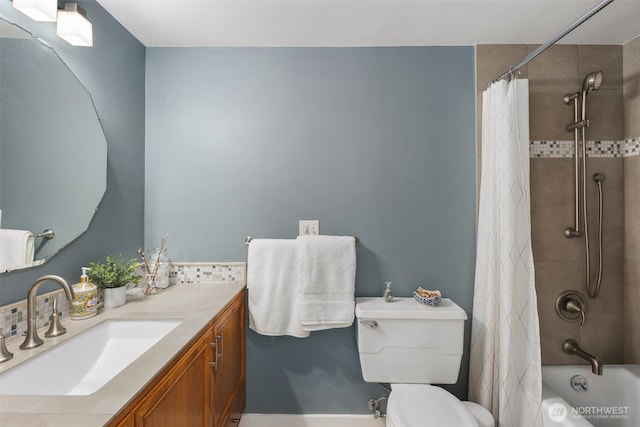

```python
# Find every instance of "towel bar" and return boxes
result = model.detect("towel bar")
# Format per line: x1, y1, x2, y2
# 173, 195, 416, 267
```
31, 229, 54, 240
244, 235, 359, 245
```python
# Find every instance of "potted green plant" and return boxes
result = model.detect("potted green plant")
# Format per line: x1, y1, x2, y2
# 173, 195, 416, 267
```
88, 255, 142, 308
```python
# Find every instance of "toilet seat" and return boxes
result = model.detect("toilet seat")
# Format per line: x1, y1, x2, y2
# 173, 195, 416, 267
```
387, 384, 479, 427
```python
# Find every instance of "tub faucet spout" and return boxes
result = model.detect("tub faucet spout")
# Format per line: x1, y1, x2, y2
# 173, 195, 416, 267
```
562, 339, 603, 375
20, 275, 74, 350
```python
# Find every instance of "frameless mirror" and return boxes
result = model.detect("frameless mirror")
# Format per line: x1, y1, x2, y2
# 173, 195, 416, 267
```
0, 18, 107, 273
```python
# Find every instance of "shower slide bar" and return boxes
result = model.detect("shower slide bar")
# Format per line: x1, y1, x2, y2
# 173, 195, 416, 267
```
563, 70, 606, 299
491, 0, 614, 83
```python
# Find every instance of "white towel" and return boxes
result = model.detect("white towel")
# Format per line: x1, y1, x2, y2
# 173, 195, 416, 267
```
297, 235, 356, 331
247, 239, 310, 338
0, 229, 35, 272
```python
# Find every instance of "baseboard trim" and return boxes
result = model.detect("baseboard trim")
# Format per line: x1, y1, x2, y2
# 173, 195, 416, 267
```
238, 413, 385, 427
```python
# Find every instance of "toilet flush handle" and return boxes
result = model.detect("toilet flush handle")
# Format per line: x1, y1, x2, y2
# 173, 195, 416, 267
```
359, 319, 378, 329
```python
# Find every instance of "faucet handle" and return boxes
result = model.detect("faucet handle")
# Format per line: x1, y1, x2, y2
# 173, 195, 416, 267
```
44, 298, 67, 338
556, 291, 587, 326
0, 328, 14, 363
565, 299, 586, 326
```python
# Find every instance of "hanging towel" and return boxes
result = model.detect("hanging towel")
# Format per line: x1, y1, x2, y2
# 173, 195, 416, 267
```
247, 239, 310, 338
0, 229, 35, 272
297, 235, 356, 331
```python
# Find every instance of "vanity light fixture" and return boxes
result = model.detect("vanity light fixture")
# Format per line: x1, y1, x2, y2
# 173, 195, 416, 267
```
56, 3, 93, 47
12, 0, 58, 22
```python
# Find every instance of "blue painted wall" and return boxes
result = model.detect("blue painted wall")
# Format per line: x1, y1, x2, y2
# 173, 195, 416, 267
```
0, 1, 145, 304
145, 46, 476, 413
1, 1, 476, 415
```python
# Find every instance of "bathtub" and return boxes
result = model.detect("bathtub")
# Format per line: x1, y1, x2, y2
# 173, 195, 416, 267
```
542, 365, 639, 427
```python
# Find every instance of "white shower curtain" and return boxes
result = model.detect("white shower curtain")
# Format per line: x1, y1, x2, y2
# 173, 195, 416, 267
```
469, 79, 542, 427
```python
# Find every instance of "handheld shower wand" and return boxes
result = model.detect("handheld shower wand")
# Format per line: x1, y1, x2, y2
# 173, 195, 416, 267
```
580, 71, 604, 299
564, 71, 606, 299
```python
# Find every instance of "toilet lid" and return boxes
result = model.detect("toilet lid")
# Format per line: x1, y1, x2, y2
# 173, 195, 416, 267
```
387, 384, 478, 427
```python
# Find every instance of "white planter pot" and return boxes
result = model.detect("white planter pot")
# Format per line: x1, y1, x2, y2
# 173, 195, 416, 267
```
103, 286, 127, 308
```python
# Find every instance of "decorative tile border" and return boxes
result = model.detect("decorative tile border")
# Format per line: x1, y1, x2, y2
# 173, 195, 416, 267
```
169, 262, 246, 285
0, 262, 246, 344
623, 137, 640, 156
530, 138, 639, 158
529, 140, 574, 158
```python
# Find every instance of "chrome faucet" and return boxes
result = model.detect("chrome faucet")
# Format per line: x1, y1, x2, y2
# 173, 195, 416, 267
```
20, 275, 74, 350
562, 339, 603, 375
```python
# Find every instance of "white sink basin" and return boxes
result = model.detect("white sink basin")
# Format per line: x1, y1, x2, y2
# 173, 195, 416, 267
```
0, 318, 182, 396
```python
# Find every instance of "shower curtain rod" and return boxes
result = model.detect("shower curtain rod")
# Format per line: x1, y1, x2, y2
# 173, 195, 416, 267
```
492, 0, 615, 83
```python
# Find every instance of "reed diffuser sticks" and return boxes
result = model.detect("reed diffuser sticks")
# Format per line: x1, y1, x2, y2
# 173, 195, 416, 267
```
138, 236, 168, 295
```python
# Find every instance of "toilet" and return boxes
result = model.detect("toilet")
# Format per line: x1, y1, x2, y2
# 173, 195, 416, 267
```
355, 297, 494, 427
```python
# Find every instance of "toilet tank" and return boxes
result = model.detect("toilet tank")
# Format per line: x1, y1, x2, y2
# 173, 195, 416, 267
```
355, 297, 467, 384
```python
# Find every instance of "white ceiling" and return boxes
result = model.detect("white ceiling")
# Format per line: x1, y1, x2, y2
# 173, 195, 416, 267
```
96, 0, 640, 47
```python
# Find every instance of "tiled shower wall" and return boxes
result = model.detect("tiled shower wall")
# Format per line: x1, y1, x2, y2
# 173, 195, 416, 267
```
477, 40, 638, 365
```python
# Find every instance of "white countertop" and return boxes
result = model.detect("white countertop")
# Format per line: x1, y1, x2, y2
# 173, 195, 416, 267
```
0, 282, 245, 427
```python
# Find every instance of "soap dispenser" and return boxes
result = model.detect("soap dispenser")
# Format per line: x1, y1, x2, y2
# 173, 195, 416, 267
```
71, 267, 98, 320
383, 281, 394, 302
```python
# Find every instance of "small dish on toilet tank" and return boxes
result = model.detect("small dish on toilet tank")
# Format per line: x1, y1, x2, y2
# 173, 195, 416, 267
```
413, 287, 441, 305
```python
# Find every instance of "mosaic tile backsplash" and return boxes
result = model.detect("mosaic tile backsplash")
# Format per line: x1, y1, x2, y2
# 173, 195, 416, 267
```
169, 262, 246, 285
530, 138, 640, 158
0, 262, 246, 344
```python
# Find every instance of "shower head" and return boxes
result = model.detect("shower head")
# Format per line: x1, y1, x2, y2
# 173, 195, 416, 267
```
582, 71, 603, 92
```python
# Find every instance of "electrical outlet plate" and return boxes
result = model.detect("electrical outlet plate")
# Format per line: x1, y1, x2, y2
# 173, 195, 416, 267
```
299, 220, 319, 235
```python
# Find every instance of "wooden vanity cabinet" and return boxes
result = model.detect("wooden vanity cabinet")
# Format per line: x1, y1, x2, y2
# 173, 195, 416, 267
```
211, 288, 246, 427
108, 288, 246, 427
129, 329, 211, 427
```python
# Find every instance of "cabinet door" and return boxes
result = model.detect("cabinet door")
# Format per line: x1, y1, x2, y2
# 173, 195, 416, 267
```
133, 332, 210, 427
213, 290, 246, 427
107, 289, 246, 427
114, 414, 133, 427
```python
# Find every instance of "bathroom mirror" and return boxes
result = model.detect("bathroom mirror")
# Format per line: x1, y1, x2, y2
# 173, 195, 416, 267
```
0, 18, 107, 273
